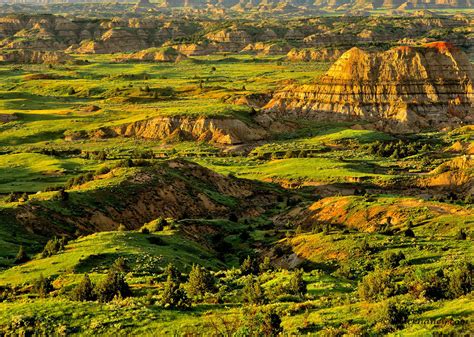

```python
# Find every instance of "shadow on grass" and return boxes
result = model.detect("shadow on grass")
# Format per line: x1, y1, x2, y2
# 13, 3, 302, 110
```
74, 252, 128, 274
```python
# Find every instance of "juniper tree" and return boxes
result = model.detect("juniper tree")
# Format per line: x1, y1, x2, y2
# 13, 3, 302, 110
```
161, 271, 190, 309
242, 276, 266, 305
186, 265, 215, 299
288, 268, 307, 297
95, 270, 131, 303
71, 274, 95, 301
33, 274, 53, 298
14, 245, 29, 264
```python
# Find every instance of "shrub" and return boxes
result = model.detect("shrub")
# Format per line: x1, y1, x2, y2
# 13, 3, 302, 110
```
161, 273, 190, 309
186, 265, 215, 300
259, 257, 272, 273
358, 269, 396, 302
33, 274, 53, 298
112, 257, 129, 273
370, 300, 410, 332
239, 230, 250, 242
95, 166, 111, 175
241, 256, 259, 276
456, 229, 467, 240
446, 261, 473, 298
95, 270, 131, 303
404, 228, 415, 238
404, 268, 447, 300
144, 217, 167, 232
41, 237, 63, 258
240, 307, 282, 336
14, 245, 29, 264
242, 276, 266, 305
383, 251, 405, 269
288, 269, 307, 297
117, 224, 127, 232
71, 274, 95, 301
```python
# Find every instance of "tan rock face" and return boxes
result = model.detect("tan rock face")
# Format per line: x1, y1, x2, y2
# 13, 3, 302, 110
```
286, 48, 346, 62
67, 116, 268, 145
265, 42, 474, 132
109, 116, 268, 145
115, 47, 186, 62
0, 49, 73, 64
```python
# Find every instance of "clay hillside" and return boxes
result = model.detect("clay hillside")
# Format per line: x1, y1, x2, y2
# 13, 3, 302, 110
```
1, 0, 473, 10
0, 15, 472, 56
264, 42, 474, 132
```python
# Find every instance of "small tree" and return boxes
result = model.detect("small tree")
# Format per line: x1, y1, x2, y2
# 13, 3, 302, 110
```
33, 274, 53, 298
71, 274, 95, 301
383, 251, 405, 269
161, 274, 190, 309
259, 257, 272, 273
242, 276, 266, 305
164, 263, 180, 281
112, 257, 129, 273
288, 269, 306, 297
446, 261, 473, 298
14, 245, 29, 264
456, 229, 467, 240
241, 256, 259, 276
186, 265, 215, 299
358, 269, 396, 302
42, 237, 62, 258
371, 300, 409, 331
95, 270, 131, 303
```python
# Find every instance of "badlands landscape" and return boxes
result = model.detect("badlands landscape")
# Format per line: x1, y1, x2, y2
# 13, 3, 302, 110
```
0, 1, 472, 336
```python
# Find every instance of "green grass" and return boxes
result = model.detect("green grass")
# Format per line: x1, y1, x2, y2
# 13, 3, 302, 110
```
0, 230, 223, 286
0, 153, 100, 193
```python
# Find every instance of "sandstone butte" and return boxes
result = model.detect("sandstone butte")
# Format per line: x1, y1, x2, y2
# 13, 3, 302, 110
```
264, 42, 474, 133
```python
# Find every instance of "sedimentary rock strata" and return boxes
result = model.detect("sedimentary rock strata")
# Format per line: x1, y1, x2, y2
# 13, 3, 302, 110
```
265, 42, 474, 132
66, 116, 268, 145
115, 47, 186, 62
0, 49, 73, 64
286, 48, 346, 62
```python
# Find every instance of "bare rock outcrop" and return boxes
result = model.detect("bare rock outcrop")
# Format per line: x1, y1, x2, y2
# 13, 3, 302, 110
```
265, 42, 474, 132
115, 47, 187, 62
67, 116, 268, 145
286, 47, 346, 62
0, 49, 73, 64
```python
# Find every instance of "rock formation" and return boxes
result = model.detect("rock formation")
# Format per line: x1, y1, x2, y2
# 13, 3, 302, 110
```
0, 49, 73, 64
66, 116, 268, 145
265, 42, 474, 132
286, 47, 346, 62
115, 47, 186, 62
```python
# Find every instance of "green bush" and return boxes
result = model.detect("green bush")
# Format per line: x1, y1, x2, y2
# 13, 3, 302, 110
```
288, 269, 307, 297
242, 276, 266, 305
95, 270, 131, 303
186, 264, 215, 300
238, 307, 283, 336
382, 251, 405, 268
161, 277, 189, 309
446, 261, 473, 298
241, 256, 259, 276
71, 274, 95, 301
41, 237, 66, 258
370, 300, 410, 333
14, 245, 29, 264
358, 269, 396, 302
33, 274, 53, 298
